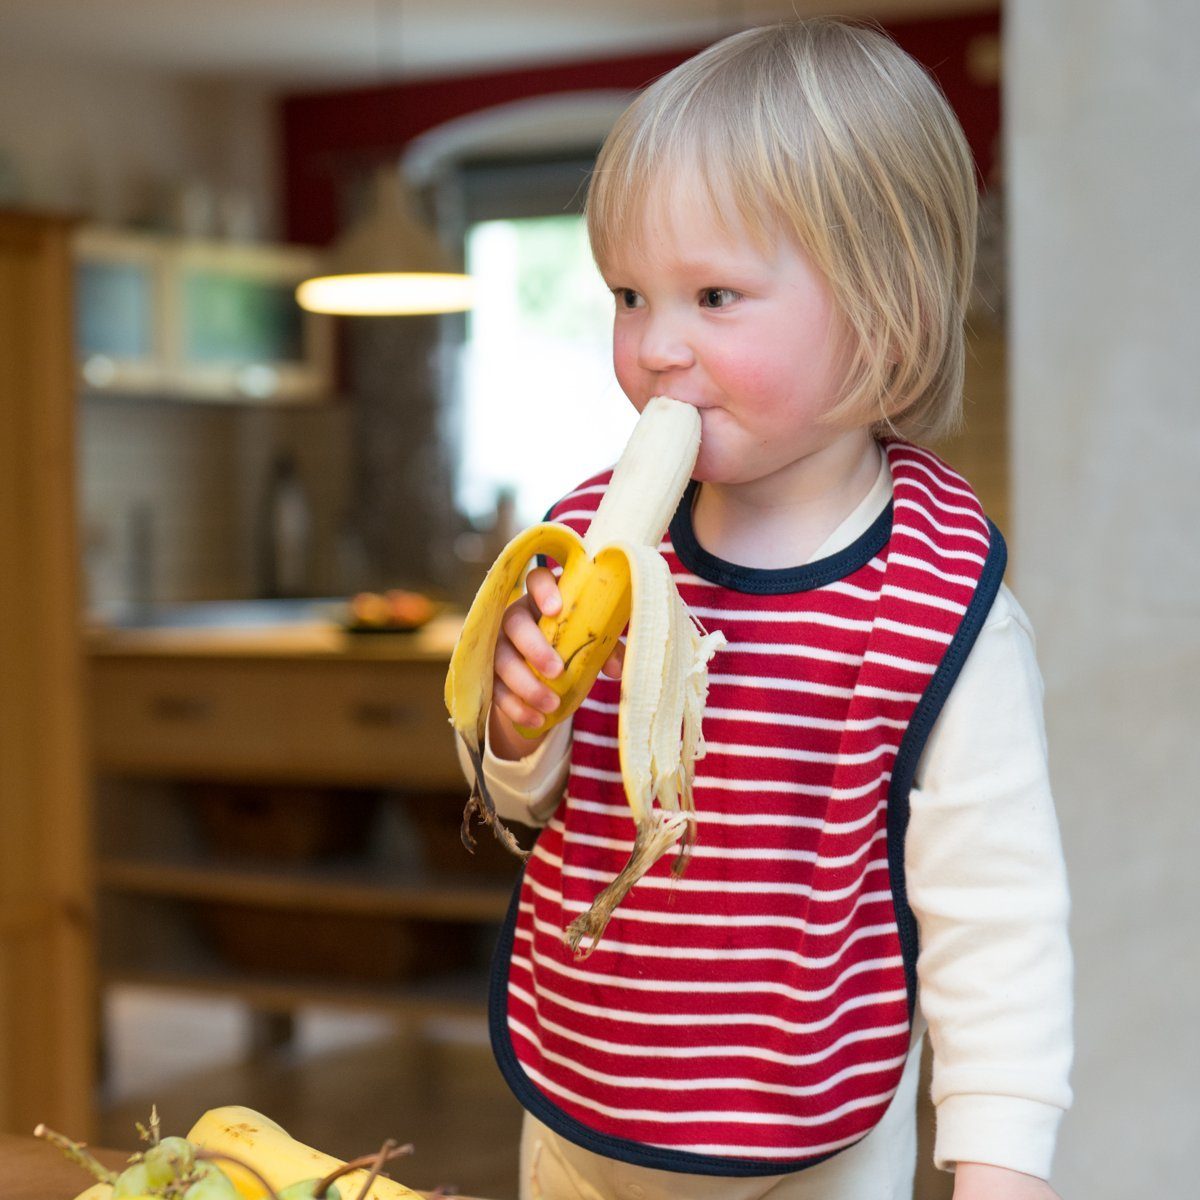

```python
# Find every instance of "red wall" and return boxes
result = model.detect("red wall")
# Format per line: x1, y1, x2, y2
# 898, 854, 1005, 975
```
281, 10, 1000, 246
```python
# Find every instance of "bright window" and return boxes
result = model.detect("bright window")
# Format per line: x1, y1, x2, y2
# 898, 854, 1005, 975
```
455, 214, 637, 531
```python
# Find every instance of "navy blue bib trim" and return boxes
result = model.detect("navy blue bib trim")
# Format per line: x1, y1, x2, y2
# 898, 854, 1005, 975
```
492, 496, 1010, 1176
669, 479, 894, 594
886, 520, 1008, 1021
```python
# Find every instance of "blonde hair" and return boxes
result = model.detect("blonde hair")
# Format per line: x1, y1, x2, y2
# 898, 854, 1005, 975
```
586, 18, 978, 444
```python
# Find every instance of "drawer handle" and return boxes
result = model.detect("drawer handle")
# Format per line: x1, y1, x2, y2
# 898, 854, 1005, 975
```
351, 701, 415, 728
149, 694, 213, 722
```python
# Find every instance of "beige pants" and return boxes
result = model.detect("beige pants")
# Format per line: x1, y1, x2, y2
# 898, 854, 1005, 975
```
518, 1028, 923, 1200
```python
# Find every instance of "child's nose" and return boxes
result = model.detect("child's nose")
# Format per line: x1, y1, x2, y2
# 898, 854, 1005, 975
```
636, 315, 694, 373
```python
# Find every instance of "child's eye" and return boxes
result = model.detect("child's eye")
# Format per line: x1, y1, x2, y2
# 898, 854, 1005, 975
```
612, 288, 643, 310
699, 288, 740, 309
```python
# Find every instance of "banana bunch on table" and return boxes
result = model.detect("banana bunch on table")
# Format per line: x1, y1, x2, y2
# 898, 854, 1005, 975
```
38, 1106, 421, 1200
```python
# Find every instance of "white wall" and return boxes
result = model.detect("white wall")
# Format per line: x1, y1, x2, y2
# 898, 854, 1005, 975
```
0, 55, 278, 234
0, 56, 357, 609
1007, 3, 1199, 1195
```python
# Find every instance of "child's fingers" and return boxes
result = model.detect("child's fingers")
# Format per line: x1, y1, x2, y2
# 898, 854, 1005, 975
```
524, 565, 562, 618
494, 637, 560, 723
491, 675, 548, 731
599, 640, 625, 679
502, 598, 564, 681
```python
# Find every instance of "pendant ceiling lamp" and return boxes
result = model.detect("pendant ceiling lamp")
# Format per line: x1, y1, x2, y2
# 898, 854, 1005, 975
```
295, 0, 474, 317
296, 167, 475, 316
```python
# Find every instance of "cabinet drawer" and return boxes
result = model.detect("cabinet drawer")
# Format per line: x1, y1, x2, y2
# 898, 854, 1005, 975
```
90, 657, 464, 787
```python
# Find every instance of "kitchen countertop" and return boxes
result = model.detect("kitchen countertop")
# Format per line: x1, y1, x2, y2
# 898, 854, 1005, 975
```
84, 612, 463, 663
0, 1133, 484, 1200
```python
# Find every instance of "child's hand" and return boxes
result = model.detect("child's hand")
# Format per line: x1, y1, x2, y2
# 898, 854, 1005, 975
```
487, 565, 625, 760
952, 1163, 1062, 1200
488, 565, 564, 759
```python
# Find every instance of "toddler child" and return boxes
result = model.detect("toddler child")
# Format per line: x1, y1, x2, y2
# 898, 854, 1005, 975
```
459, 18, 1072, 1200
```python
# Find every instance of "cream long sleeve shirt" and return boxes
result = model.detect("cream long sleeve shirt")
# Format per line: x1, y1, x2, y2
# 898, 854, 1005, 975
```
457, 450, 1073, 1185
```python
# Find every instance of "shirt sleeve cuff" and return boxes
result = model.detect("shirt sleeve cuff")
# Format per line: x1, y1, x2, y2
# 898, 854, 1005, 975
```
935, 1094, 1064, 1180
482, 717, 572, 824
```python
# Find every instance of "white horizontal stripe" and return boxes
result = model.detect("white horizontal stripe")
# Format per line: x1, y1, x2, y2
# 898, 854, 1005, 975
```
889, 551, 981, 591
515, 966, 907, 1038
576, 727, 899, 768
856, 684, 924, 703
897, 477, 990, 534
556, 840, 885, 893
549, 508, 598, 528
863, 650, 937, 676
520, 907, 899, 971
522, 873, 894, 935
894, 496, 990, 548
559, 483, 607, 502
688, 607, 873, 632
689, 770, 893, 801
819, 580, 883, 603
706, 673, 855, 700
567, 763, 623, 785
892, 447, 978, 501
567, 762, 894, 803
527, 939, 905, 1004
874, 617, 954, 645
705, 707, 908, 733
566, 796, 888, 835
519, 1058, 901, 1132
553, 823, 888, 871
701, 739, 899, 765
509, 976, 909, 1068
724, 641, 864, 666
880, 583, 968, 615
894, 524, 987, 567
508, 1013, 907, 1099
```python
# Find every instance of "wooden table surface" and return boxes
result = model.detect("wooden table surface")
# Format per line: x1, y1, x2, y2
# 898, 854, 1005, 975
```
0, 1134, 480, 1200
1, 1133, 127, 1200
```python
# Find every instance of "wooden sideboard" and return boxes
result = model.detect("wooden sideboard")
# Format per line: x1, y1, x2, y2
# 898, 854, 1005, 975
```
87, 617, 522, 1026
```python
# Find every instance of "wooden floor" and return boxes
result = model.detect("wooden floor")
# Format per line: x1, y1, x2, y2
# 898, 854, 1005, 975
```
98, 989, 525, 1199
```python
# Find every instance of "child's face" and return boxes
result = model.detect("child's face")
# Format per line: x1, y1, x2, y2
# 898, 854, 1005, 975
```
600, 179, 860, 488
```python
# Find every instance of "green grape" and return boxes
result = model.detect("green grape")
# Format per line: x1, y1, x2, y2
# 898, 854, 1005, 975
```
141, 1137, 196, 1188
277, 1180, 342, 1200
111, 1162, 155, 1197
180, 1161, 240, 1200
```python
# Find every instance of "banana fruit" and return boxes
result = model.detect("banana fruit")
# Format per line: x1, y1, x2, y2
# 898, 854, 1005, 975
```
186, 1106, 420, 1200
445, 395, 725, 956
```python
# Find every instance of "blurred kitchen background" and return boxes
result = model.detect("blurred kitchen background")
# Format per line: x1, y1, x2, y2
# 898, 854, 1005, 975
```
0, 2, 1195, 1199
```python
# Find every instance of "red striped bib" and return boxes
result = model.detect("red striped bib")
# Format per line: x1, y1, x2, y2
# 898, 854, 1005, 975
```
489, 439, 1006, 1175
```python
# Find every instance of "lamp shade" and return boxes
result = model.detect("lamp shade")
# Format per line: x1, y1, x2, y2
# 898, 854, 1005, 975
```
296, 169, 475, 316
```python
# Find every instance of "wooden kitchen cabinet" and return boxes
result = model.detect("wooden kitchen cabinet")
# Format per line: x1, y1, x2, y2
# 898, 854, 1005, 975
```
0, 210, 96, 1136
86, 620, 521, 1023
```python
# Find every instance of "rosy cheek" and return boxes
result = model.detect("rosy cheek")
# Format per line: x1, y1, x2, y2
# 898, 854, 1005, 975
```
612, 329, 640, 396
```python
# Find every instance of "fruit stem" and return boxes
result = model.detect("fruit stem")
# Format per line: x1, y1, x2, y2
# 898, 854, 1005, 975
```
195, 1148, 283, 1200
33, 1124, 118, 1185
314, 1141, 414, 1199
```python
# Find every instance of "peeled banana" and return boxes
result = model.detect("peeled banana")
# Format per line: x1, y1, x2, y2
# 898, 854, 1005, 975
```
186, 1106, 420, 1200
445, 395, 725, 956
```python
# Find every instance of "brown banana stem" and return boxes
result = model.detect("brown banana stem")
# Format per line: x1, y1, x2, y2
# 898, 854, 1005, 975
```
458, 735, 530, 860
563, 814, 687, 959
314, 1141, 414, 1199
196, 1148, 283, 1200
